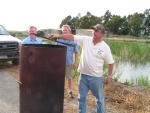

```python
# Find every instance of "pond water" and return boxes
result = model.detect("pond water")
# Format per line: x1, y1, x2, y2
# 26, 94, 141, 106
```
114, 62, 150, 84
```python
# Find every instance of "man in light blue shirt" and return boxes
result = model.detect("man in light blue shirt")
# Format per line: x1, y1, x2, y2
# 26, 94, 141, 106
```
22, 26, 42, 44
57, 25, 78, 99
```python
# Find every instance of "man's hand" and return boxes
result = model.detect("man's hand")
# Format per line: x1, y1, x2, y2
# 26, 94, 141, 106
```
49, 34, 60, 40
105, 76, 112, 84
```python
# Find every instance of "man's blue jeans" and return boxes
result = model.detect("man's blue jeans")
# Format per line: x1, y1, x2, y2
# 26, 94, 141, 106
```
78, 74, 105, 113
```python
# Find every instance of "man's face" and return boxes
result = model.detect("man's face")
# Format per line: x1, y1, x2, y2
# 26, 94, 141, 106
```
92, 29, 104, 40
62, 26, 70, 34
29, 27, 37, 39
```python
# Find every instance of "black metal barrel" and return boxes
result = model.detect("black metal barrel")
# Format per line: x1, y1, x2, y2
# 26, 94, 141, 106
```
19, 44, 66, 113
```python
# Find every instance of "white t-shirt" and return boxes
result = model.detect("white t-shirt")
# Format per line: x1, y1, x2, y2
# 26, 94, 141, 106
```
74, 35, 114, 77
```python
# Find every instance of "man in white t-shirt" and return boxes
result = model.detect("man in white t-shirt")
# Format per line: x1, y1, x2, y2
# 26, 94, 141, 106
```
49, 23, 114, 113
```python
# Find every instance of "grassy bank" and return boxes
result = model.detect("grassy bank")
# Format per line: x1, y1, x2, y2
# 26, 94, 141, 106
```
73, 39, 150, 87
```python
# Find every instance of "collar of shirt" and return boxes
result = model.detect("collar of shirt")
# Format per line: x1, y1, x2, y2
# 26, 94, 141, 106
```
29, 37, 37, 42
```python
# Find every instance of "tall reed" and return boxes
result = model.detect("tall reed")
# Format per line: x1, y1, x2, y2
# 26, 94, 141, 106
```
105, 40, 150, 65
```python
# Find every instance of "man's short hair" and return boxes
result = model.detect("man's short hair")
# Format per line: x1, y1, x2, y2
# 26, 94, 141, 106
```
29, 26, 37, 31
61, 25, 71, 31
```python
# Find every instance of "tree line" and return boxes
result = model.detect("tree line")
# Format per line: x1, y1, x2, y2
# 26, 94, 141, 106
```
60, 9, 150, 37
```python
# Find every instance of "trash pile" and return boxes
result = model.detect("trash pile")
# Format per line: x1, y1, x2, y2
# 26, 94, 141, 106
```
104, 82, 150, 113
64, 82, 150, 113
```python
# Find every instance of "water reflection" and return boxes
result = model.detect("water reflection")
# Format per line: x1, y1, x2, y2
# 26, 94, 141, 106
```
114, 61, 150, 84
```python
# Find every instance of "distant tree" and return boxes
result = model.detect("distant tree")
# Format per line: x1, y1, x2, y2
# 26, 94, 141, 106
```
59, 9, 149, 37
60, 15, 72, 28
59, 15, 77, 32
105, 15, 123, 34
142, 9, 150, 35
118, 16, 130, 35
128, 13, 145, 37
79, 12, 100, 29
106, 15, 129, 35
102, 10, 112, 30
73, 13, 82, 29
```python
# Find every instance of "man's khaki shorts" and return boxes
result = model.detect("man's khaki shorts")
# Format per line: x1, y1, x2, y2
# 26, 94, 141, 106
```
65, 65, 73, 79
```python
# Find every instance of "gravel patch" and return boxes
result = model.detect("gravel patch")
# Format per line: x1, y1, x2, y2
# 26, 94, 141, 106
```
0, 70, 19, 113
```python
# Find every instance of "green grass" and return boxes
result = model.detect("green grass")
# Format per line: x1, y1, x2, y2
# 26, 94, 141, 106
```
137, 75, 150, 87
105, 40, 150, 65
120, 75, 150, 87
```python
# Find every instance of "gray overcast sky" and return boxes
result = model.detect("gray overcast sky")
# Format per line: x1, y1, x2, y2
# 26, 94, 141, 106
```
0, 0, 149, 31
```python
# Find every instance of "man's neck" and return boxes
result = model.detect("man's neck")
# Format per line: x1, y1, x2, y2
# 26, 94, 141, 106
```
93, 39, 102, 45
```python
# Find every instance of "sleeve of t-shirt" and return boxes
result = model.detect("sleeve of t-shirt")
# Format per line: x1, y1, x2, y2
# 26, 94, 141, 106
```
74, 35, 90, 47
105, 46, 114, 64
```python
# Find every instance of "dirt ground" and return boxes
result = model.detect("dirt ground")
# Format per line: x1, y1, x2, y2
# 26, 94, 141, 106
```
1, 62, 150, 113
